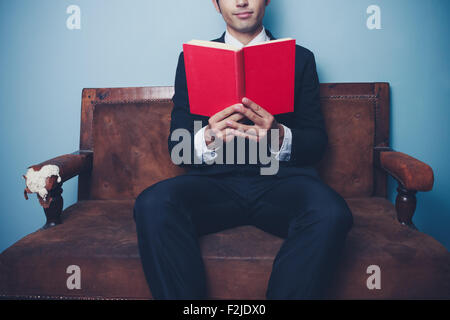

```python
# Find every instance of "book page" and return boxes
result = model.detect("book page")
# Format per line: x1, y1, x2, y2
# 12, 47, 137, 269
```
186, 40, 240, 52
245, 37, 294, 47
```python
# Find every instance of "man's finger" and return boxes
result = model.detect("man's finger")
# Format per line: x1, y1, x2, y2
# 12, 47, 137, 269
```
233, 104, 265, 126
206, 126, 236, 143
223, 128, 238, 143
215, 112, 245, 130
242, 97, 271, 118
230, 128, 259, 142
210, 104, 243, 124
227, 112, 246, 122
225, 119, 255, 133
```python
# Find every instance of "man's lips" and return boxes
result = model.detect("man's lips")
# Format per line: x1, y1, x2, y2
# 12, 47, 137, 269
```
234, 11, 253, 19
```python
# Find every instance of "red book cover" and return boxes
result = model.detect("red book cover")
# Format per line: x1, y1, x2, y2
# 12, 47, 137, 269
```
183, 38, 295, 117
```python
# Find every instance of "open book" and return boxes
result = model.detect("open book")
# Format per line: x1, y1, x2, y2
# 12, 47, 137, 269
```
183, 38, 296, 117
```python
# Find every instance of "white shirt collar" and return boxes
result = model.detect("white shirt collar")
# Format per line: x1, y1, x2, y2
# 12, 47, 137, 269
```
224, 26, 270, 49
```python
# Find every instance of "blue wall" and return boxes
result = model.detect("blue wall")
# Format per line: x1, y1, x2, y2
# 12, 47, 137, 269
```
1, 0, 449, 253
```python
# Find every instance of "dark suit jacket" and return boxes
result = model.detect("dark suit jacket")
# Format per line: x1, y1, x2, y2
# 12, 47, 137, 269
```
169, 29, 328, 179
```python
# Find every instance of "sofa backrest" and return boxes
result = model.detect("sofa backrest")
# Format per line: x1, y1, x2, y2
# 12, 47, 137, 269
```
79, 83, 390, 201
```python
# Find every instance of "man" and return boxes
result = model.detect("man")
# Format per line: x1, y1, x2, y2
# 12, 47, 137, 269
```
133, 0, 353, 299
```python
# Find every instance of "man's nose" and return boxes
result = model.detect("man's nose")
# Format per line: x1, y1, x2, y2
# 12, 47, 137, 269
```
236, 0, 249, 7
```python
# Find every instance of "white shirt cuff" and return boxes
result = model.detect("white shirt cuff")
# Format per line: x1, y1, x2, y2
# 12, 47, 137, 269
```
268, 124, 292, 161
194, 125, 221, 163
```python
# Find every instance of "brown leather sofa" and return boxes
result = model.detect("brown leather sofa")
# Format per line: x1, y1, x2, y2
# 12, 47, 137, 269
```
1, 83, 449, 299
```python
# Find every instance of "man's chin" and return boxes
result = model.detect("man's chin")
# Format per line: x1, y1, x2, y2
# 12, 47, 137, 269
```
231, 23, 261, 34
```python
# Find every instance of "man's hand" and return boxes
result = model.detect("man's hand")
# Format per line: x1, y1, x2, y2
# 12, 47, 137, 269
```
205, 104, 246, 149
225, 97, 284, 148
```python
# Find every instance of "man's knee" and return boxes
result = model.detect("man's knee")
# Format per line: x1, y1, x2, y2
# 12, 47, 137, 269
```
292, 191, 353, 237
133, 181, 171, 227
317, 194, 353, 235
133, 177, 194, 235
330, 197, 353, 231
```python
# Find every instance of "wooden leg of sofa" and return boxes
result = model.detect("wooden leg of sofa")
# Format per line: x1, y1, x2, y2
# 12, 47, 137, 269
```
39, 185, 64, 229
395, 185, 418, 230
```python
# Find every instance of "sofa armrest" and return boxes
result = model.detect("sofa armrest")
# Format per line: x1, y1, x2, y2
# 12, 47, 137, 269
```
23, 150, 93, 229
374, 146, 434, 228
379, 150, 434, 191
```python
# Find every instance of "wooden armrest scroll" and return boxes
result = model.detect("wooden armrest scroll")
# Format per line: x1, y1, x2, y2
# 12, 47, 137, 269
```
374, 147, 434, 229
22, 150, 93, 229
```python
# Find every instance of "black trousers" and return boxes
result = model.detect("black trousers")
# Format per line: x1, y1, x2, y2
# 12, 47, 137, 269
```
133, 170, 353, 299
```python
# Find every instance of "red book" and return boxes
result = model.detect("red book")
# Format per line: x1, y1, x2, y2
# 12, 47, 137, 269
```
183, 38, 296, 117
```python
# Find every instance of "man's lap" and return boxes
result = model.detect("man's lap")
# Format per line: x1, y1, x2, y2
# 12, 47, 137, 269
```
135, 169, 350, 237
246, 174, 352, 238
